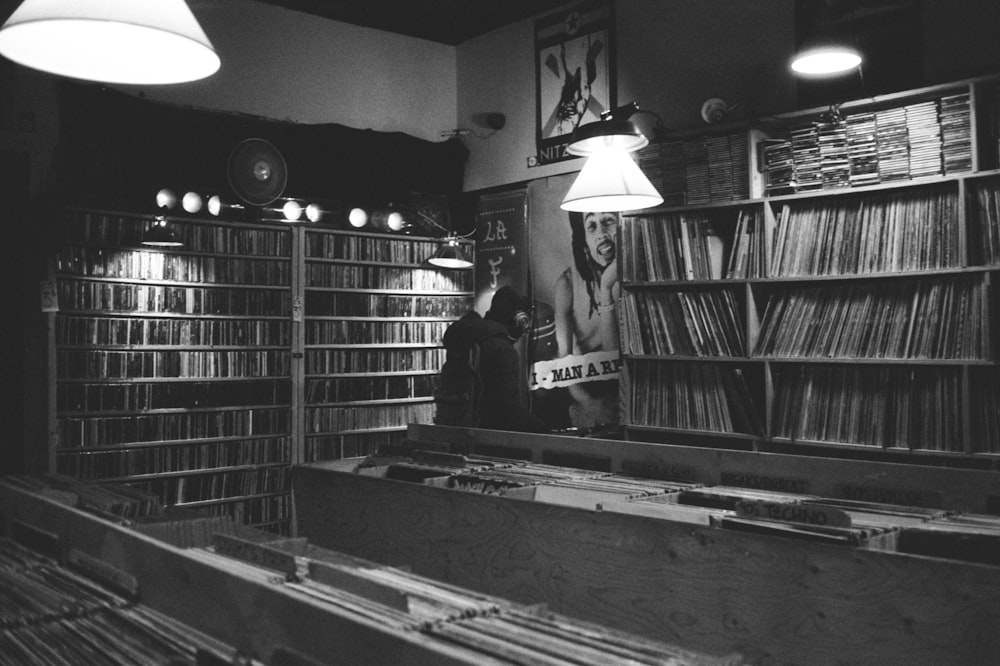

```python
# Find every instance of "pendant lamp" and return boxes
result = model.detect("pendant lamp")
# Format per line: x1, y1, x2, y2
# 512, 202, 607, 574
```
428, 234, 474, 269
0, 0, 220, 84
561, 102, 663, 213
790, 42, 861, 76
561, 145, 663, 213
142, 217, 183, 248
790, 2, 861, 77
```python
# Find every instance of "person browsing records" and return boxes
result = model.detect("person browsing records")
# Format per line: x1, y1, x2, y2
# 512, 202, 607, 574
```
436, 286, 548, 433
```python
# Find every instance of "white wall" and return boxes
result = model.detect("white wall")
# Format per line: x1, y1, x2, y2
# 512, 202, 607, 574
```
16, 0, 458, 145
5, 0, 1000, 196
457, 0, 1000, 193
457, 0, 795, 192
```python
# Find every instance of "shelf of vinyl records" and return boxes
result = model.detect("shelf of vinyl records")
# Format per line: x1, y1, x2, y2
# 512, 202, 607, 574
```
619, 75, 1000, 464
302, 225, 473, 462
50, 208, 474, 535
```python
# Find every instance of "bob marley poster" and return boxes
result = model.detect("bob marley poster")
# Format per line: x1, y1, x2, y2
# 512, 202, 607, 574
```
534, 0, 615, 167
526, 174, 621, 432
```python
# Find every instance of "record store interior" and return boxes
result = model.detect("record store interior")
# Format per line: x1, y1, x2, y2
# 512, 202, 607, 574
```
4, 1, 1000, 664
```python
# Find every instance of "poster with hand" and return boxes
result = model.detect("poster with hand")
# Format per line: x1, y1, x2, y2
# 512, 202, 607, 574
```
534, 0, 615, 167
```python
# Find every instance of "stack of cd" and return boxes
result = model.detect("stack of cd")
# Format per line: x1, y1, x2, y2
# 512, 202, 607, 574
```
790, 122, 823, 191
636, 142, 666, 205
817, 115, 850, 188
763, 139, 796, 195
876, 107, 910, 181
683, 139, 711, 205
659, 141, 688, 207
939, 92, 972, 174
906, 100, 943, 178
846, 112, 880, 186
728, 132, 750, 200
707, 135, 736, 201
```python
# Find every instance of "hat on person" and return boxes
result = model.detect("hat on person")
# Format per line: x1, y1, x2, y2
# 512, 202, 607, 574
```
486, 285, 531, 325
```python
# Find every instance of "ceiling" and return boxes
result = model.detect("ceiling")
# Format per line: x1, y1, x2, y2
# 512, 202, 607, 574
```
253, 0, 572, 45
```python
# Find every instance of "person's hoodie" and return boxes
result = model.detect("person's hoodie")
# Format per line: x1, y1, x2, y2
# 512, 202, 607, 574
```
441, 289, 547, 432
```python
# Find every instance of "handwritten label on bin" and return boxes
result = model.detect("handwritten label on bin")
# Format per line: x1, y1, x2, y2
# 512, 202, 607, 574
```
736, 500, 851, 527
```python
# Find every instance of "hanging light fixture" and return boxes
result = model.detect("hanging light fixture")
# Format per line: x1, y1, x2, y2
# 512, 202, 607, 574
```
428, 234, 474, 269
0, 0, 220, 85
562, 145, 664, 213
560, 102, 663, 213
142, 216, 183, 248
790, 2, 862, 77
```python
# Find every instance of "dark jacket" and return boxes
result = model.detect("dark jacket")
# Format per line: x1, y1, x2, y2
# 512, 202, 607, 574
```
441, 311, 547, 433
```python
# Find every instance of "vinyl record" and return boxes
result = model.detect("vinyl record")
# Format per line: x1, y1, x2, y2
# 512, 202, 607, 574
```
227, 138, 288, 206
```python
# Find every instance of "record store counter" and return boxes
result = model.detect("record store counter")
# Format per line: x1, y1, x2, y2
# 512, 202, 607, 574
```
292, 424, 1000, 666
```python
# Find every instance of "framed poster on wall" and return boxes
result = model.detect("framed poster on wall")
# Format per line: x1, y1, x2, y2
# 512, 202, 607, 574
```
526, 174, 621, 433
474, 190, 528, 315
533, 0, 615, 167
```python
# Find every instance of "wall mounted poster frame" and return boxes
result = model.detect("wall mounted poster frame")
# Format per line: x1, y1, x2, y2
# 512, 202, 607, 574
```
526, 174, 621, 433
474, 190, 528, 316
533, 0, 615, 167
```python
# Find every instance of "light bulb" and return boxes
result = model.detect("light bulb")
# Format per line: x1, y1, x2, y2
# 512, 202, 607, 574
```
282, 200, 303, 222
156, 188, 176, 209
182, 192, 203, 214
305, 203, 323, 222
387, 211, 405, 231
349, 207, 369, 228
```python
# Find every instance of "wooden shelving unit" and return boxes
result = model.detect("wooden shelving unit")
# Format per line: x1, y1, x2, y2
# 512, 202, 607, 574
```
49, 209, 474, 533
51, 210, 295, 533
300, 226, 473, 461
619, 74, 1000, 466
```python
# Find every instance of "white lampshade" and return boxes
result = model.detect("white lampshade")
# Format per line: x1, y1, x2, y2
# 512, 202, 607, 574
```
561, 146, 663, 213
0, 0, 220, 84
790, 44, 862, 76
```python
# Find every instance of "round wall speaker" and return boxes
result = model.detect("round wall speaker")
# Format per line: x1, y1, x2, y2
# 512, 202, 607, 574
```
700, 98, 729, 124
227, 138, 288, 206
